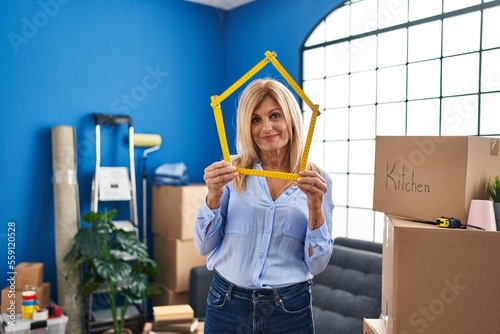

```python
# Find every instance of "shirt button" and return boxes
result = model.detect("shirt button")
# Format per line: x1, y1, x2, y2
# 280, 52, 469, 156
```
259, 253, 265, 258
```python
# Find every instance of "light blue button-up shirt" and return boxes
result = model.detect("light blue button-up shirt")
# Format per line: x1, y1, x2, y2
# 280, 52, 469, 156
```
194, 165, 334, 289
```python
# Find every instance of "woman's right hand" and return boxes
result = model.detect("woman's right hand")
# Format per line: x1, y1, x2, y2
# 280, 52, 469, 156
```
203, 161, 238, 209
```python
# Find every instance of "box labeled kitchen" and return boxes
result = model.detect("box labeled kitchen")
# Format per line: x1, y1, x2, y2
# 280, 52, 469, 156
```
373, 136, 500, 224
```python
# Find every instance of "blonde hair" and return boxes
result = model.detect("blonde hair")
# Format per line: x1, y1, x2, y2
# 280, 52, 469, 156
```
232, 78, 320, 192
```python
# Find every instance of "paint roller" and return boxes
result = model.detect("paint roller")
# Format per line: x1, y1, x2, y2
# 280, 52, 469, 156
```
133, 133, 162, 247
134, 133, 162, 148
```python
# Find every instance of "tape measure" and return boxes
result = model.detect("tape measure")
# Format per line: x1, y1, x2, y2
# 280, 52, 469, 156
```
237, 167, 300, 181
436, 217, 462, 228
211, 96, 231, 163
211, 50, 321, 180
264, 50, 315, 111
211, 54, 272, 108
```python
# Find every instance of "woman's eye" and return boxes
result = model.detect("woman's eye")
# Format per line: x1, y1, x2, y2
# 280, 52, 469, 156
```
251, 116, 261, 124
270, 112, 281, 119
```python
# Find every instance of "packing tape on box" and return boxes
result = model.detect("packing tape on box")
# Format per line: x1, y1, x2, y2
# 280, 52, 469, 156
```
210, 50, 321, 181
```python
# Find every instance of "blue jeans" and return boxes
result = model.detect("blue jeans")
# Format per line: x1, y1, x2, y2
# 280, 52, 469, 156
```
204, 272, 314, 334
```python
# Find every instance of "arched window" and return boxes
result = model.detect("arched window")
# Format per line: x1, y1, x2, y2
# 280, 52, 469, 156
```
302, 0, 500, 242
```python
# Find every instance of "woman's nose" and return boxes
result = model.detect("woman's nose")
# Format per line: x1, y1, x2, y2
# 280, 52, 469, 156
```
262, 118, 273, 131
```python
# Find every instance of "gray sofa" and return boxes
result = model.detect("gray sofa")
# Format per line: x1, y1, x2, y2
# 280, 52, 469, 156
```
189, 237, 383, 333
312, 237, 383, 333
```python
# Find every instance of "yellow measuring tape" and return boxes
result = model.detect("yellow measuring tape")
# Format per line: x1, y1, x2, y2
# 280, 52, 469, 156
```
211, 51, 320, 180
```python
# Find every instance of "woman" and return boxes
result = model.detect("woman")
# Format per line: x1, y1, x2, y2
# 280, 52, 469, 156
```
195, 78, 334, 334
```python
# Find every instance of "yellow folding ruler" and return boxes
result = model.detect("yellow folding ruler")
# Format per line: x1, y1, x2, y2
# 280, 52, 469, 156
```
210, 50, 320, 181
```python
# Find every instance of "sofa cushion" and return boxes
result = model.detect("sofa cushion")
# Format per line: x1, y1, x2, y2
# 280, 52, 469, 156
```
312, 240, 382, 334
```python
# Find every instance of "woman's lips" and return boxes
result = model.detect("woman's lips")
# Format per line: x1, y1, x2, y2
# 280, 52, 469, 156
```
261, 134, 278, 141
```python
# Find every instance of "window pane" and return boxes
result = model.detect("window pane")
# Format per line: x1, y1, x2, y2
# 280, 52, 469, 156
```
443, 12, 480, 56
303, 48, 325, 80
407, 60, 441, 100
377, 102, 407, 135
444, 0, 480, 13
347, 208, 375, 240
325, 75, 349, 108
483, 6, 500, 49
308, 141, 324, 167
441, 95, 478, 135
408, 21, 442, 62
350, 70, 376, 106
407, 99, 440, 135
377, 65, 407, 103
481, 49, 500, 93
303, 79, 324, 110
332, 206, 347, 238
374, 212, 385, 243
351, 0, 378, 35
324, 108, 349, 140
409, 0, 442, 21
326, 4, 350, 41
350, 105, 376, 140
378, 28, 407, 67
480, 92, 500, 135
349, 140, 375, 174
303, 109, 312, 135
349, 174, 375, 208
442, 53, 479, 96
326, 43, 350, 76
331, 174, 348, 206
311, 108, 325, 141
378, 0, 408, 29
350, 35, 377, 72
324, 141, 348, 173
305, 20, 325, 47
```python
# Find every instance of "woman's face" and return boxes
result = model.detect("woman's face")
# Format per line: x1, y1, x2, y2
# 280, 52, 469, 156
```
250, 95, 290, 154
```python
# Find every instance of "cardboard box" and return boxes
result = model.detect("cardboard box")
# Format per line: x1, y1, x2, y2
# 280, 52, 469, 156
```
363, 318, 387, 334
152, 304, 194, 321
382, 215, 500, 334
154, 235, 207, 293
373, 136, 500, 224
142, 320, 204, 334
153, 286, 189, 306
14, 262, 44, 289
1, 282, 50, 313
153, 185, 208, 240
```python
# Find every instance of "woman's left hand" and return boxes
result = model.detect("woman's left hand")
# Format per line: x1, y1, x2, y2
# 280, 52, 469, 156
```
295, 170, 327, 211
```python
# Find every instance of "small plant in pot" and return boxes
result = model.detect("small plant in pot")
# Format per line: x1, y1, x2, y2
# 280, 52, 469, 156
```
486, 174, 500, 231
64, 210, 162, 334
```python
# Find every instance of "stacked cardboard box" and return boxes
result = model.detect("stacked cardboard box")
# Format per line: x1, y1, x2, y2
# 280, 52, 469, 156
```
373, 136, 500, 224
152, 185, 209, 305
380, 215, 500, 334
1, 262, 51, 314
370, 136, 500, 333
363, 318, 386, 334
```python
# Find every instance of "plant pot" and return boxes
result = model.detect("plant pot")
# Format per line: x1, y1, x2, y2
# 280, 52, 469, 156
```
103, 328, 133, 334
494, 202, 500, 231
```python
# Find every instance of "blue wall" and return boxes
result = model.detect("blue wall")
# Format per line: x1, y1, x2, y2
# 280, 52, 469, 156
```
0, 0, 341, 303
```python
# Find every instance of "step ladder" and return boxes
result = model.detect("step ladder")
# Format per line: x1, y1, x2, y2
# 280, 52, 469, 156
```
88, 113, 143, 332
90, 113, 139, 236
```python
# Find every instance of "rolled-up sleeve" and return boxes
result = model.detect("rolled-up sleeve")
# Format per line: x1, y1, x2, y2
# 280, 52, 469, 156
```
194, 187, 228, 256
304, 174, 334, 275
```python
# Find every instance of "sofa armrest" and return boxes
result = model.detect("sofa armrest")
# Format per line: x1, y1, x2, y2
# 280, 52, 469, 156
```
189, 266, 215, 320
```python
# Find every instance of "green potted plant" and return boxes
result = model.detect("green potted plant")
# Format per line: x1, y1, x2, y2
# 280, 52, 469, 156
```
64, 210, 162, 334
486, 174, 500, 231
